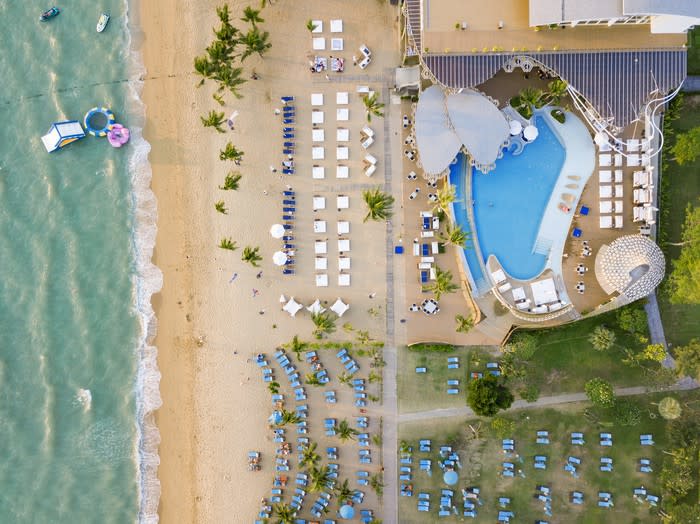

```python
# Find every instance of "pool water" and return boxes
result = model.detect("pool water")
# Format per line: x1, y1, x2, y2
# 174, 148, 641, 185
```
451, 116, 566, 282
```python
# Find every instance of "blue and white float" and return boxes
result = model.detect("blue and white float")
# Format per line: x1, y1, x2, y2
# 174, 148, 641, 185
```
41, 121, 86, 152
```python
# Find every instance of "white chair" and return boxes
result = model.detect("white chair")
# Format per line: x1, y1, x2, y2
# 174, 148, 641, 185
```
365, 164, 376, 177
614, 170, 623, 183
338, 257, 351, 270
431, 241, 439, 254
313, 196, 326, 210
614, 200, 623, 213
337, 196, 349, 210
312, 166, 325, 179
313, 220, 327, 233
336, 128, 349, 142
599, 216, 613, 229
311, 93, 324, 106
312, 147, 325, 160
312, 37, 326, 50
614, 184, 623, 198
361, 136, 374, 149
599, 201, 612, 214
599, 185, 612, 198
330, 38, 343, 51
357, 85, 370, 94
312, 129, 325, 142
361, 125, 374, 138
336, 165, 349, 179
338, 273, 351, 286
359, 55, 371, 69
312, 110, 324, 125
336, 108, 349, 121
337, 221, 350, 235
336, 92, 349, 105
359, 44, 371, 57
316, 274, 329, 287
315, 257, 328, 270
614, 215, 623, 228
311, 20, 323, 33
338, 238, 350, 252
315, 240, 328, 254
599, 170, 612, 183
364, 154, 377, 165
336, 146, 349, 160
330, 19, 343, 33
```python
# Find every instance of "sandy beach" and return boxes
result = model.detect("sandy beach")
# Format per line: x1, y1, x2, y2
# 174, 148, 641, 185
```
142, 0, 397, 521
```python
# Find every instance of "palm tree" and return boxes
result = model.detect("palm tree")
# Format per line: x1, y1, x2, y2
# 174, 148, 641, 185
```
272, 503, 296, 524
368, 370, 382, 384
337, 419, 359, 441
241, 246, 262, 267
241, 27, 272, 61
439, 223, 469, 248
201, 110, 226, 133
337, 371, 352, 387
311, 312, 336, 339
422, 266, 459, 300
206, 40, 234, 66
306, 19, 318, 33
212, 92, 225, 106
545, 78, 568, 106
399, 440, 411, 455
455, 314, 474, 333
283, 335, 307, 362
214, 200, 228, 214
335, 479, 354, 505
219, 171, 242, 190
308, 464, 333, 493
193, 56, 215, 85
241, 6, 265, 26
215, 66, 247, 98
219, 142, 244, 163
369, 473, 384, 497
362, 187, 394, 222
299, 442, 320, 468
219, 238, 238, 251
514, 87, 545, 118
276, 410, 302, 426
267, 381, 280, 394
362, 93, 385, 122
305, 373, 322, 387
433, 183, 458, 215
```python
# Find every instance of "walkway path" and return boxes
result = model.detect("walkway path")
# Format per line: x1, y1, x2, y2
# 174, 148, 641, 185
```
399, 381, 699, 423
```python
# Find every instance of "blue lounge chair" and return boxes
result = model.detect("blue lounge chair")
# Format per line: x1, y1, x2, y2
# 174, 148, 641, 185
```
283, 142, 294, 147
283, 133, 294, 139
281, 96, 294, 103
421, 243, 429, 256
283, 118, 294, 124
283, 207, 295, 213
282, 127, 294, 132
283, 149, 294, 155
282, 199, 295, 205
283, 169, 294, 175
420, 270, 429, 283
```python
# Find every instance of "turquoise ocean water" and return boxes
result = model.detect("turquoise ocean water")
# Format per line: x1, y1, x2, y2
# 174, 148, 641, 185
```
0, 1, 160, 522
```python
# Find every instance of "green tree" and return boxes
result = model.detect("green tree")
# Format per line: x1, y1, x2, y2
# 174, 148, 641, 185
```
214, 200, 228, 214
241, 246, 262, 266
219, 171, 242, 190
640, 343, 667, 363
671, 127, 700, 165
337, 372, 352, 387
299, 442, 320, 468
512, 87, 544, 118
362, 187, 394, 222
308, 464, 333, 493
422, 266, 459, 300
311, 311, 336, 339
612, 398, 642, 426
241, 6, 264, 26
669, 414, 700, 448
201, 110, 226, 132
440, 222, 469, 248
455, 314, 474, 333
616, 305, 648, 334
584, 378, 615, 408
506, 333, 538, 360
662, 503, 700, 524
433, 183, 458, 216
305, 373, 322, 387
669, 203, 700, 304
658, 397, 682, 420
675, 338, 700, 380
275, 410, 302, 426
589, 325, 616, 352
267, 381, 280, 394
283, 335, 307, 361
362, 92, 385, 122
335, 478, 353, 505
219, 237, 238, 250
215, 65, 247, 98
271, 503, 296, 524
212, 92, 225, 106
518, 383, 540, 403
194, 55, 216, 85
219, 142, 244, 162
660, 447, 697, 503
490, 417, 515, 438
467, 374, 514, 417
545, 78, 568, 106
241, 26, 272, 61
337, 419, 359, 441
306, 19, 318, 33
369, 473, 384, 497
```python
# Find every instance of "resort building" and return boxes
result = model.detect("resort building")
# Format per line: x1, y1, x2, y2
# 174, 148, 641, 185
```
398, 0, 696, 336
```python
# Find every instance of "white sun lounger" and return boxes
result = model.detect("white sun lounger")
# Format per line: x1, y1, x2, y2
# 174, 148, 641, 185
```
491, 269, 507, 284
600, 216, 613, 229
312, 37, 326, 50
313, 220, 327, 233
311, 20, 323, 33
614, 215, 623, 228
614, 170, 623, 182
614, 153, 623, 166
330, 19, 343, 33
315, 240, 328, 254
311, 93, 324, 106
336, 92, 349, 105
614, 184, 623, 198
313, 196, 326, 210
336, 146, 349, 160
338, 273, 350, 286
599, 154, 612, 167
362, 125, 374, 138
337, 128, 349, 142
599, 185, 612, 198
512, 287, 526, 302
312, 146, 325, 160
312, 129, 325, 142
331, 38, 343, 51
312, 110, 324, 125
364, 154, 377, 165
338, 257, 350, 270
312, 166, 325, 179
599, 201, 613, 214
614, 200, 623, 213
316, 274, 329, 287
336, 108, 349, 121
337, 221, 350, 235
627, 138, 640, 152
599, 170, 612, 183
336, 165, 349, 179
365, 164, 376, 177
338, 239, 350, 252
431, 241, 439, 254
337, 196, 349, 209
361, 136, 374, 149
315, 257, 328, 270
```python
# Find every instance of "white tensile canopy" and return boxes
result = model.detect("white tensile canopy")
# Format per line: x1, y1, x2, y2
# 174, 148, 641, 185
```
270, 224, 285, 238
330, 298, 349, 317
306, 299, 326, 315
273, 251, 289, 266
283, 297, 303, 317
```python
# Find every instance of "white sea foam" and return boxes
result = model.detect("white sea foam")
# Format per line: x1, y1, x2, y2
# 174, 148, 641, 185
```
124, 1, 163, 522
76, 388, 92, 412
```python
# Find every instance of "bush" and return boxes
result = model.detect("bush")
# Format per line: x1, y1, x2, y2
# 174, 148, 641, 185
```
490, 417, 515, 438
612, 399, 642, 426
550, 109, 565, 123
467, 375, 514, 417
408, 343, 456, 353
616, 305, 648, 334
518, 383, 540, 403
589, 326, 616, 351
584, 378, 615, 408
507, 333, 538, 360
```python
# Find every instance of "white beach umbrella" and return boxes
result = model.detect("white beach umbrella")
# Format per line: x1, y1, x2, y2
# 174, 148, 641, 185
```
509, 120, 522, 136
306, 299, 326, 315
523, 125, 539, 142
270, 224, 285, 239
272, 251, 288, 266
330, 298, 349, 317
283, 297, 303, 317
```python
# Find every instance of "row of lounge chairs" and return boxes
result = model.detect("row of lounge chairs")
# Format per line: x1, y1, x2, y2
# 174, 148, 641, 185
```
279, 190, 296, 274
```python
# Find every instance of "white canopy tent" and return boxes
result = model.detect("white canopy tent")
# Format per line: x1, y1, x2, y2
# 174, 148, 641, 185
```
306, 299, 326, 315
330, 298, 349, 317
283, 297, 303, 317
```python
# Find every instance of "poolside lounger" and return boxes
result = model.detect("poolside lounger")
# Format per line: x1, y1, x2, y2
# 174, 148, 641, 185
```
447, 388, 459, 395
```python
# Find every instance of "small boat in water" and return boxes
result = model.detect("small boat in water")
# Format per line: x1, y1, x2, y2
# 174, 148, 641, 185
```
96, 12, 110, 33
39, 6, 60, 22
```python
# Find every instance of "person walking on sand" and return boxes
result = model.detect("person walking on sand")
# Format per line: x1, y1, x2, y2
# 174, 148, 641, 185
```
229, 273, 238, 283
256, 271, 263, 279
252, 288, 260, 297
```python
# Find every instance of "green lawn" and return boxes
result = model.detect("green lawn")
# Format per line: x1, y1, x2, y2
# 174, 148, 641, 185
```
398, 390, 700, 523
658, 93, 700, 347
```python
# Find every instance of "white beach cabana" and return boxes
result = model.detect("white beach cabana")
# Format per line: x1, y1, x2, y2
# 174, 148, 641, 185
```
338, 239, 350, 252
336, 92, 349, 105
315, 274, 329, 287
337, 147, 349, 160
337, 195, 349, 209
312, 129, 325, 142
270, 223, 285, 238
312, 166, 325, 179
336, 165, 349, 179
315, 257, 328, 270
313, 196, 326, 210
273, 251, 289, 266
530, 278, 558, 305
307, 299, 326, 315
315, 240, 328, 254
337, 128, 349, 142
336, 108, 349, 121
313, 219, 327, 233
311, 93, 324, 106
312, 37, 326, 50
312, 110, 324, 125
312, 146, 325, 160
283, 297, 303, 317
330, 298, 349, 317
330, 19, 343, 32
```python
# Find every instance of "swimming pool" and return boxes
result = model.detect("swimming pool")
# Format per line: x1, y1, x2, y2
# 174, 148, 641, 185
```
451, 116, 566, 282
